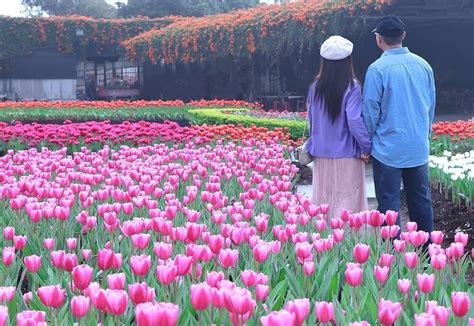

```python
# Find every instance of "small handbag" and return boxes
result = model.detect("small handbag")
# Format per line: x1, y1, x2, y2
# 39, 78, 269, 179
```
295, 119, 314, 166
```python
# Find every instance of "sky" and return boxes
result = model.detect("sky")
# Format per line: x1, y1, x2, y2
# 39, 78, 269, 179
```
0, 0, 127, 17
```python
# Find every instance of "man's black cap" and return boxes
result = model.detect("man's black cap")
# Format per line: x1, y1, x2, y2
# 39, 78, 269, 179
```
372, 15, 405, 37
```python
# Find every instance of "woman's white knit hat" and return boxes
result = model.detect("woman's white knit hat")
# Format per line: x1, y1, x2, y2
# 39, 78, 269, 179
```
320, 35, 353, 60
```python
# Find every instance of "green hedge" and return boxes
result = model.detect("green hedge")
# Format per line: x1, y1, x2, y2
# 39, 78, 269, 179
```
0, 106, 198, 123
188, 108, 305, 140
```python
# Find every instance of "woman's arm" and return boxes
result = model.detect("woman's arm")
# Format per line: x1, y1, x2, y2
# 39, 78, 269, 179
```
345, 83, 372, 155
306, 82, 316, 135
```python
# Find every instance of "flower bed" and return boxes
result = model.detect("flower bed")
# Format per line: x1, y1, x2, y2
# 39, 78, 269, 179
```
0, 100, 262, 124
0, 139, 472, 325
0, 120, 298, 153
190, 108, 306, 140
431, 120, 474, 155
225, 109, 306, 121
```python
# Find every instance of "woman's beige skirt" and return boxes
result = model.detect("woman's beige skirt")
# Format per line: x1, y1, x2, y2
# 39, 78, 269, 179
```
312, 157, 368, 219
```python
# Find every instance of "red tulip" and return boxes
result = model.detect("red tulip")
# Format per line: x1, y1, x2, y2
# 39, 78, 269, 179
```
37, 285, 65, 308
315, 301, 334, 323
71, 296, 90, 319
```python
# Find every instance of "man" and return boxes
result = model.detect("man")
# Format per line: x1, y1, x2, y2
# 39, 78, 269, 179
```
363, 15, 436, 233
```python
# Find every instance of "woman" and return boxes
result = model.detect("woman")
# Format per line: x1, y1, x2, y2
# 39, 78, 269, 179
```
306, 35, 372, 218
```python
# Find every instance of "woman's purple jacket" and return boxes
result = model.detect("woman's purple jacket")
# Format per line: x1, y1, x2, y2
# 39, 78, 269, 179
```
306, 80, 372, 158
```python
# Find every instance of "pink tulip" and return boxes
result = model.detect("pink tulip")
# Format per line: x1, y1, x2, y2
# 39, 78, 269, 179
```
23, 292, 33, 305
16, 310, 46, 326
190, 283, 212, 311
107, 272, 126, 290
2, 247, 14, 266
0, 287, 16, 303
129, 282, 155, 305
13, 235, 27, 251
378, 298, 402, 326
253, 242, 272, 263
417, 273, 435, 294
315, 301, 335, 323
240, 270, 258, 287
393, 239, 406, 253
404, 252, 418, 269
219, 249, 239, 269
0, 305, 7, 326
295, 242, 312, 261
3, 227, 15, 241
37, 285, 65, 308
43, 238, 55, 250
431, 254, 447, 270
50, 250, 65, 269
353, 244, 370, 264
223, 287, 256, 315
97, 248, 114, 271
72, 264, 94, 291
131, 233, 152, 250
415, 313, 436, 326
66, 238, 77, 250
406, 222, 418, 232
374, 265, 390, 285
82, 249, 92, 260
256, 284, 270, 302
451, 292, 470, 318
303, 261, 315, 276
385, 210, 398, 226
345, 263, 363, 287
154, 242, 173, 260
261, 310, 295, 326
105, 289, 128, 315
71, 295, 90, 319
454, 232, 468, 247
62, 253, 78, 272
131, 255, 152, 276
135, 302, 179, 326
378, 254, 395, 268
156, 265, 177, 285
368, 211, 384, 228
426, 302, 450, 326
24, 255, 42, 273
430, 231, 444, 245
397, 279, 411, 294
285, 298, 310, 326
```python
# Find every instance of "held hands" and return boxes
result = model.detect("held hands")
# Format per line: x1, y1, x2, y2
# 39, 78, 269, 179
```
361, 153, 371, 165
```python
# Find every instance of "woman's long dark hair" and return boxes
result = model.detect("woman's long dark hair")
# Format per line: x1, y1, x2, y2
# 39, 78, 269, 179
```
314, 56, 357, 122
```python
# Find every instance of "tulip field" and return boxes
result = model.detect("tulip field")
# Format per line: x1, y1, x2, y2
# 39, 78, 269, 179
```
0, 101, 472, 325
